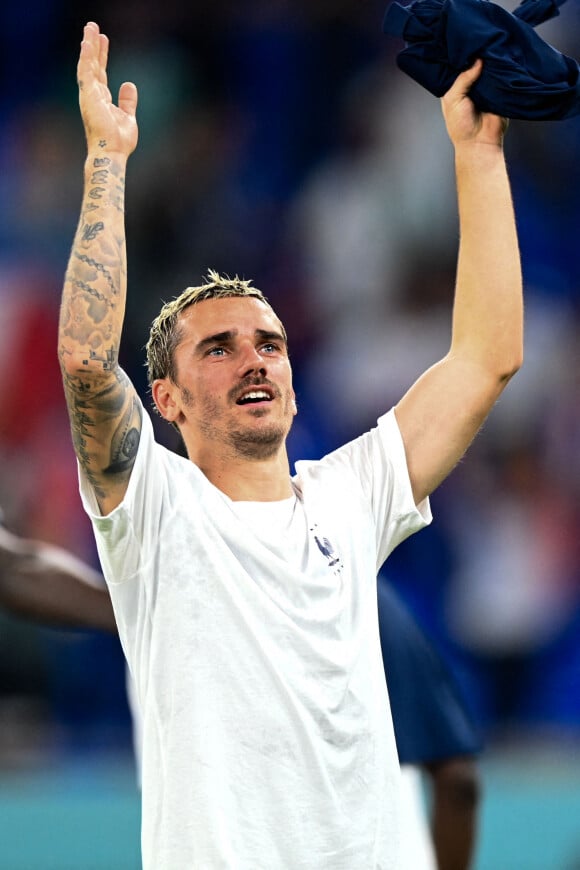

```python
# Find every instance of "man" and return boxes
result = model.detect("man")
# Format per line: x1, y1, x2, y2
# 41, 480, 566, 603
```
58, 20, 522, 869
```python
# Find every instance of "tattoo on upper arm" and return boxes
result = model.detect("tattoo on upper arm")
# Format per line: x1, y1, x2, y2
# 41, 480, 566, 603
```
60, 152, 133, 499
105, 396, 142, 475
63, 367, 142, 496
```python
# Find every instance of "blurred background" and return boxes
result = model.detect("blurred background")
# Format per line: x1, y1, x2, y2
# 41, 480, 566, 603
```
1, 0, 580, 867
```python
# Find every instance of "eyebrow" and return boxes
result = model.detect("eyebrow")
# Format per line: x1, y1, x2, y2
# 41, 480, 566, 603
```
255, 328, 287, 348
194, 328, 287, 356
194, 330, 235, 355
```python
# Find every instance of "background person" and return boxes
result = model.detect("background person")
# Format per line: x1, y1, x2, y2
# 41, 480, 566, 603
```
378, 577, 482, 870
0, 522, 114, 633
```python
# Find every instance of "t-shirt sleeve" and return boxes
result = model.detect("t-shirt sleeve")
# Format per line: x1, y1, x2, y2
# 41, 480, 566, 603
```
299, 408, 432, 571
373, 409, 432, 565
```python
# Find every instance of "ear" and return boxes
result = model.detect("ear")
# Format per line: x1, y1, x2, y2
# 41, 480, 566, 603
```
152, 378, 181, 423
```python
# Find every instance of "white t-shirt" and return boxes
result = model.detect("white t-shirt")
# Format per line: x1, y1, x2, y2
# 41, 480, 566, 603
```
80, 404, 431, 870
399, 766, 437, 870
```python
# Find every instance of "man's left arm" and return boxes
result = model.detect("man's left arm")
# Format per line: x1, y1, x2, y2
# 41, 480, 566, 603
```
395, 60, 523, 505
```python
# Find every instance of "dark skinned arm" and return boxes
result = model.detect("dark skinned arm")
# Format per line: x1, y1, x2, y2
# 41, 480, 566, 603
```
0, 524, 116, 633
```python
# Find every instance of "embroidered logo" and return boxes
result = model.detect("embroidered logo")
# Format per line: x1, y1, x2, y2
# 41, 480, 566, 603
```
311, 524, 342, 570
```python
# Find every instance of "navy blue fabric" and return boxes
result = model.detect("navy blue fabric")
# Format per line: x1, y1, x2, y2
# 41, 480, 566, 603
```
378, 579, 483, 764
383, 0, 580, 120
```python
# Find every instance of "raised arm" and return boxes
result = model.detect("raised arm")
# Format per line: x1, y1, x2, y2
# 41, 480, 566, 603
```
58, 22, 141, 516
395, 60, 523, 505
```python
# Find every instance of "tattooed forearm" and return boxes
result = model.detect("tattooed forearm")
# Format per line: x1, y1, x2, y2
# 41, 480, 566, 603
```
87, 157, 110, 201
72, 252, 118, 297
81, 221, 104, 241
60, 194, 124, 358
66, 275, 115, 307
86, 155, 125, 214
59, 142, 135, 509
91, 169, 109, 185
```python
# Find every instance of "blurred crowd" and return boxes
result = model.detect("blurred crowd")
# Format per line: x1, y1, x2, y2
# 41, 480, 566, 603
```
1, 0, 580, 762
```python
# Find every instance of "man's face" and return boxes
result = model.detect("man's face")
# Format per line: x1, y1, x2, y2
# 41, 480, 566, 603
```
168, 296, 296, 460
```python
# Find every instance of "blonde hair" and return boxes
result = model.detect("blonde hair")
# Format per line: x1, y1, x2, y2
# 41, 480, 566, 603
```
146, 269, 285, 385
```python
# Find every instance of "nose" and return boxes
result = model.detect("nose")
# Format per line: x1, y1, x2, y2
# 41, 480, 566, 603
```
237, 341, 267, 378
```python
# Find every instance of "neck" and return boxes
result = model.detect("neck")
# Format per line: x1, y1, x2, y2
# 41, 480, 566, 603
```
187, 441, 294, 501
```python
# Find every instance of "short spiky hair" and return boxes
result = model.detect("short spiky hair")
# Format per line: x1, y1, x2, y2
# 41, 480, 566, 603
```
146, 269, 285, 385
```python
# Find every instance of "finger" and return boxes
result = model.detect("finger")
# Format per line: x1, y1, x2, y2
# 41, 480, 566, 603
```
118, 82, 138, 117
85, 21, 100, 39
77, 23, 100, 88
83, 21, 100, 59
453, 58, 484, 94
98, 33, 109, 87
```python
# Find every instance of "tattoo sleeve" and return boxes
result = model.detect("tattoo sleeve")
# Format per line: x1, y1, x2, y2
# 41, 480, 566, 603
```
59, 153, 140, 508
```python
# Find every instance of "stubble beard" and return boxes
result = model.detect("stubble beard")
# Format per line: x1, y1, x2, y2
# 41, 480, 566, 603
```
182, 386, 294, 461
227, 409, 291, 460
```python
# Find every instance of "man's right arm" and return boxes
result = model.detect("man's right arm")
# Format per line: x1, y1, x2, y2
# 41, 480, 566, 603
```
58, 22, 140, 516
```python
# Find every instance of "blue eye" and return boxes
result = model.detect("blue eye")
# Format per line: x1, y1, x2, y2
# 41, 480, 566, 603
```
208, 347, 226, 357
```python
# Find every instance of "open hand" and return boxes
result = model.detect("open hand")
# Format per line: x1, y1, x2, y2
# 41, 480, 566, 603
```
441, 60, 508, 149
77, 21, 138, 156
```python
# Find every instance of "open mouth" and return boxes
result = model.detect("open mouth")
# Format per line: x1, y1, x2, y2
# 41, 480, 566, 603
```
236, 389, 273, 406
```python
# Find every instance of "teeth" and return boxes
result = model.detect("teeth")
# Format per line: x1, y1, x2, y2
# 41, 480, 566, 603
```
243, 390, 269, 401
